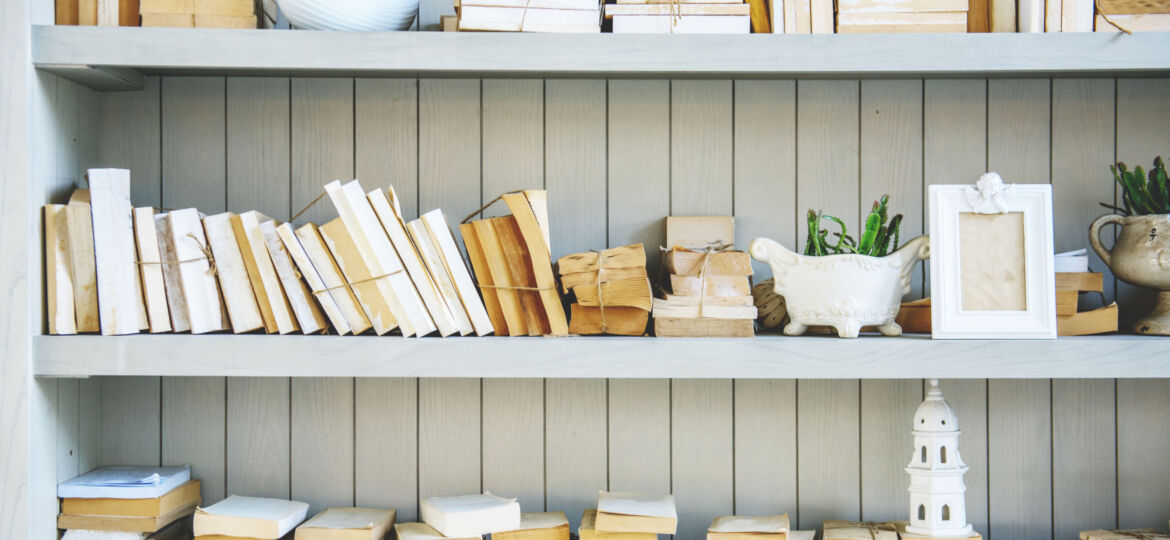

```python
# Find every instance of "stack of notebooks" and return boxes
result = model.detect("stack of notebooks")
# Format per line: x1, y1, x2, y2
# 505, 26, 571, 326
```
556, 244, 652, 335
57, 465, 199, 539
606, 0, 752, 32
417, 493, 521, 537
1094, 0, 1170, 30
834, 0, 968, 32
44, 170, 493, 338
140, 0, 259, 27
296, 507, 396, 540
193, 495, 309, 539
460, 191, 569, 336
458, 0, 602, 31
653, 217, 756, 338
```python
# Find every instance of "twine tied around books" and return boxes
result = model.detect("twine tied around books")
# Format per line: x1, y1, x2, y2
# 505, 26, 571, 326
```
1106, 530, 1166, 540
307, 268, 406, 297
460, 191, 525, 224
833, 521, 898, 540
1094, 0, 1132, 34
137, 233, 217, 277
590, 249, 611, 333
290, 190, 330, 224
669, 0, 681, 28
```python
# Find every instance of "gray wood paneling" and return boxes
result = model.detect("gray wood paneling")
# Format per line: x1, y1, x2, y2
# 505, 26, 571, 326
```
161, 76, 226, 211
734, 379, 797, 518
483, 379, 545, 512
355, 378, 418, 519
226, 378, 290, 499
545, 79, 607, 259
608, 380, 671, 493
161, 377, 226, 504
671, 380, 734, 540
419, 378, 481, 499
988, 79, 1051, 184
546, 379, 607, 531
483, 79, 543, 217
1117, 379, 1170, 530
356, 79, 419, 219
672, 80, 734, 217
98, 76, 161, 206
99, 377, 161, 466
291, 378, 354, 514
988, 380, 1052, 540
797, 379, 860, 530
608, 80, 669, 270
419, 78, 480, 244
733, 80, 796, 277
291, 78, 352, 225
796, 80, 859, 254
860, 379, 921, 521
941, 380, 989, 536
1053, 379, 1117, 538
227, 77, 290, 219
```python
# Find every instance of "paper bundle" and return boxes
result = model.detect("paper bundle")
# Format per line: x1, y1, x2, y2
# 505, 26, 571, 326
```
708, 515, 790, 540
556, 244, 651, 336
822, 520, 900, 540
57, 466, 199, 535
654, 217, 756, 338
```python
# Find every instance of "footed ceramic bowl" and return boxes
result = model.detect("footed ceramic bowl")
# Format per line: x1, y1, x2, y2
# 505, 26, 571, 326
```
276, 0, 418, 31
749, 236, 930, 338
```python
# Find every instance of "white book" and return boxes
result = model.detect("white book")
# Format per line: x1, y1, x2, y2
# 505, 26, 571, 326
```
612, 14, 749, 31
193, 495, 309, 539
1045, 0, 1061, 30
1061, 0, 1092, 31
295, 223, 373, 335
233, 210, 298, 335
420, 209, 494, 336
203, 212, 265, 333
367, 188, 461, 337
45, 204, 77, 335
58, 465, 191, 499
407, 218, 474, 336
154, 213, 191, 333
458, 6, 601, 32
420, 493, 520, 538
1018, 0, 1043, 31
167, 208, 226, 334
87, 168, 141, 335
133, 207, 172, 333
276, 222, 349, 335
835, 0, 967, 12
260, 220, 327, 334
463, 0, 598, 8
597, 491, 677, 519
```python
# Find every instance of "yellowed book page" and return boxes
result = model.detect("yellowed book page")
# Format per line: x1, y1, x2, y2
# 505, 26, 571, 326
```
155, 213, 191, 332
408, 219, 474, 335
59, 501, 197, 533
134, 207, 173, 333
1095, 13, 1170, 30
502, 192, 569, 335
277, 223, 349, 335
45, 205, 77, 335
460, 222, 509, 335
319, 218, 398, 336
296, 223, 372, 335
296, 508, 396, 540
473, 218, 529, 335
709, 515, 789, 534
606, 3, 749, 14
139, 0, 193, 13
66, 191, 100, 332
62, 480, 202, 517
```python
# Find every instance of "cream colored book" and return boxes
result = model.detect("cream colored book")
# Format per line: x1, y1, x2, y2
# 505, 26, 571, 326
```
319, 218, 398, 335
325, 179, 437, 337
1045, 0, 1061, 29
708, 515, 790, 540
296, 223, 372, 335
65, 190, 99, 332
595, 492, 677, 535
606, 3, 748, 14
45, 204, 77, 335
1018, 0, 1042, 31
194, 0, 254, 14
836, 11, 967, 31
1096, 13, 1170, 30
419, 493, 521, 537
232, 210, 297, 334
810, 0, 832, 31
835, 0, 967, 11
396, 522, 479, 540
666, 216, 735, 251
260, 220, 327, 334
579, 509, 656, 540
1061, 0, 1092, 30
58, 501, 197, 533
295, 507, 396, 540
87, 169, 141, 335
670, 274, 751, 297
193, 495, 309, 539
166, 208, 226, 334
493, 512, 570, 540
463, 0, 597, 7
419, 209, 495, 335
278, 223, 350, 335
458, 6, 602, 32
652, 298, 756, 320
203, 212, 264, 333
367, 188, 460, 337
612, 14, 750, 32
155, 213, 191, 332
134, 207, 172, 333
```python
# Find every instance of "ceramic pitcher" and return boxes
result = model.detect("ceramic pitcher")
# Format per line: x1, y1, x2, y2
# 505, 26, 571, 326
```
1090, 214, 1170, 335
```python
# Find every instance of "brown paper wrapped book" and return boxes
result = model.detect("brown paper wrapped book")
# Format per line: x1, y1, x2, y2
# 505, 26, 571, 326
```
654, 219, 757, 337
557, 244, 652, 336
822, 520, 900, 540
708, 514, 790, 540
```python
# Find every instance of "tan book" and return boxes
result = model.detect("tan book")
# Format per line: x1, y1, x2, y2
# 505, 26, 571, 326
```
194, 496, 310, 539
569, 304, 649, 336
295, 507, 396, 540
406, 217, 473, 335
45, 205, 77, 335
422, 209, 494, 336
58, 500, 198, 533
232, 211, 295, 334
494, 512, 571, 540
670, 274, 751, 297
579, 509, 659, 540
194, 0, 253, 14
142, 12, 194, 25
822, 521, 899, 540
166, 208, 227, 334
324, 180, 437, 337
62, 479, 201, 518
595, 492, 677, 535
88, 168, 142, 336
573, 277, 652, 311
260, 220, 325, 334
561, 266, 647, 293
664, 249, 752, 277
155, 213, 191, 332
80, 0, 97, 23
810, 0, 832, 31
654, 317, 754, 337
65, 189, 98, 333
666, 216, 735, 251
278, 223, 350, 335
58, 0, 80, 24
441, 14, 458, 30
668, 294, 753, 307
460, 222, 510, 335
396, 522, 480, 540
708, 515, 789, 540
834, 0, 969, 10
990, 0, 1015, 29
1056, 288, 1079, 316
134, 207, 173, 333
319, 218, 398, 336
652, 297, 757, 320
140, 0, 192, 13
557, 244, 645, 275
203, 212, 264, 333
1058, 303, 1118, 336
968, 0, 989, 30
470, 217, 528, 336
502, 191, 569, 335
1056, 272, 1103, 292
611, 14, 750, 32
606, 3, 749, 14
493, 215, 548, 336
836, 11, 967, 31
295, 223, 372, 335
367, 188, 460, 337
195, 13, 257, 27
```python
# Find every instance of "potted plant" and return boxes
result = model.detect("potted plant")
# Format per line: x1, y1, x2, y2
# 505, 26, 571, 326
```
750, 195, 929, 338
1090, 157, 1170, 335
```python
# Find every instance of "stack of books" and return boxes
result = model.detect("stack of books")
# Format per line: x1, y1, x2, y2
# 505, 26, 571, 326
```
43, 171, 495, 338
708, 515, 791, 540
57, 465, 199, 539
295, 507, 397, 540
653, 217, 756, 338
590, 492, 678, 536
193, 495, 309, 539
460, 191, 569, 336
834, 0, 968, 32
419, 493, 521, 537
606, 0, 752, 32
457, 0, 602, 32
556, 244, 652, 335
1094, 0, 1170, 31
495, 512, 572, 540
140, 0, 259, 27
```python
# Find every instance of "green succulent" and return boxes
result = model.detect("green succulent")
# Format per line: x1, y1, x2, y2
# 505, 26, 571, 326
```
804, 194, 903, 257
1101, 156, 1170, 215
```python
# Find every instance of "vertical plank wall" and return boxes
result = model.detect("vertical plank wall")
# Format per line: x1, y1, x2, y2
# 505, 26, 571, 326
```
70, 77, 1170, 540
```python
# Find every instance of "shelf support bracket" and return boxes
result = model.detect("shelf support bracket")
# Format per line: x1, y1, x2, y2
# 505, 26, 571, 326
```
37, 64, 145, 92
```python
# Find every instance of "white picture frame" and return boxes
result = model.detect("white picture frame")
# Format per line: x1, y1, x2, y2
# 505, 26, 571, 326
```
929, 175, 1057, 340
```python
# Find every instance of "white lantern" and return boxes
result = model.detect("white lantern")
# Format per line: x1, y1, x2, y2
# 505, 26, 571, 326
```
904, 379, 973, 538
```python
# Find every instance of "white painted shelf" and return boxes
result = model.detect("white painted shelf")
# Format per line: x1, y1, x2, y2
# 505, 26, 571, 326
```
34, 334, 1170, 378
32, 25, 1170, 90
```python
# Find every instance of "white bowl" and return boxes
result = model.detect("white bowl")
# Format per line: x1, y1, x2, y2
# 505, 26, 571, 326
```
277, 0, 419, 30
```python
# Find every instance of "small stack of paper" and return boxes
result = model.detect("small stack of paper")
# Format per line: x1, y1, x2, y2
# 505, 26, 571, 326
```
708, 515, 790, 540
57, 466, 200, 536
397, 522, 480, 540
458, 0, 602, 32
579, 509, 655, 540
606, 0, 751, 33
295, 507, 397, 540
494, 512, 571, 540
193, 495, 310, 539
420, 493, 521, 537
593, 492, 677, 535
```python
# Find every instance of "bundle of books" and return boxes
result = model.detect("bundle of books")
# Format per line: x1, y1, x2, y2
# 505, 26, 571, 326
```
586, 491, 677, 538
460, 191, 569, 336
708, 514, 791, 540
834, 0, 968, 33
419, 493, 521, 537
653, 217, 756, 338
822, 521, 900, 540
55, 0, 138, 25
1094, 0, 1170, 30
140, 0, 259, 27
193, 495, 309, 539
57, 465, 199, 539
606, 0, 753, 33
458, 0, 602, 32
296, 507, 396, 540
1081, 529, 1170, 540
556, 244, 652, 335
44, 170, 494, 338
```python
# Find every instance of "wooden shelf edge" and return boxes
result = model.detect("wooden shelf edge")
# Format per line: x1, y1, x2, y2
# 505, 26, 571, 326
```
34, 334, 1170, 379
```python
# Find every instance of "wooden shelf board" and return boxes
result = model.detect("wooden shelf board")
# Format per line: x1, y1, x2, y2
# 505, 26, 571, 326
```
34, 334, 1170, 379
32, 26, 1170, 90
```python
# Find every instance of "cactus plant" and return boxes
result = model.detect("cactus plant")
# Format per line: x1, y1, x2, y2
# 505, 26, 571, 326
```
1101, 156, 1170, 215
804, 194, 903, 257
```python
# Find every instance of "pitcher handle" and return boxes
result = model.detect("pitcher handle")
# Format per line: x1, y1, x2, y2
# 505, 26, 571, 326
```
1089, 214, 1123, 268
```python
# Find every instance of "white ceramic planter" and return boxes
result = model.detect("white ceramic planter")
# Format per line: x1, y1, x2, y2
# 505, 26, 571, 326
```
277, 0, 419, 31
749, 236, 930, 338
